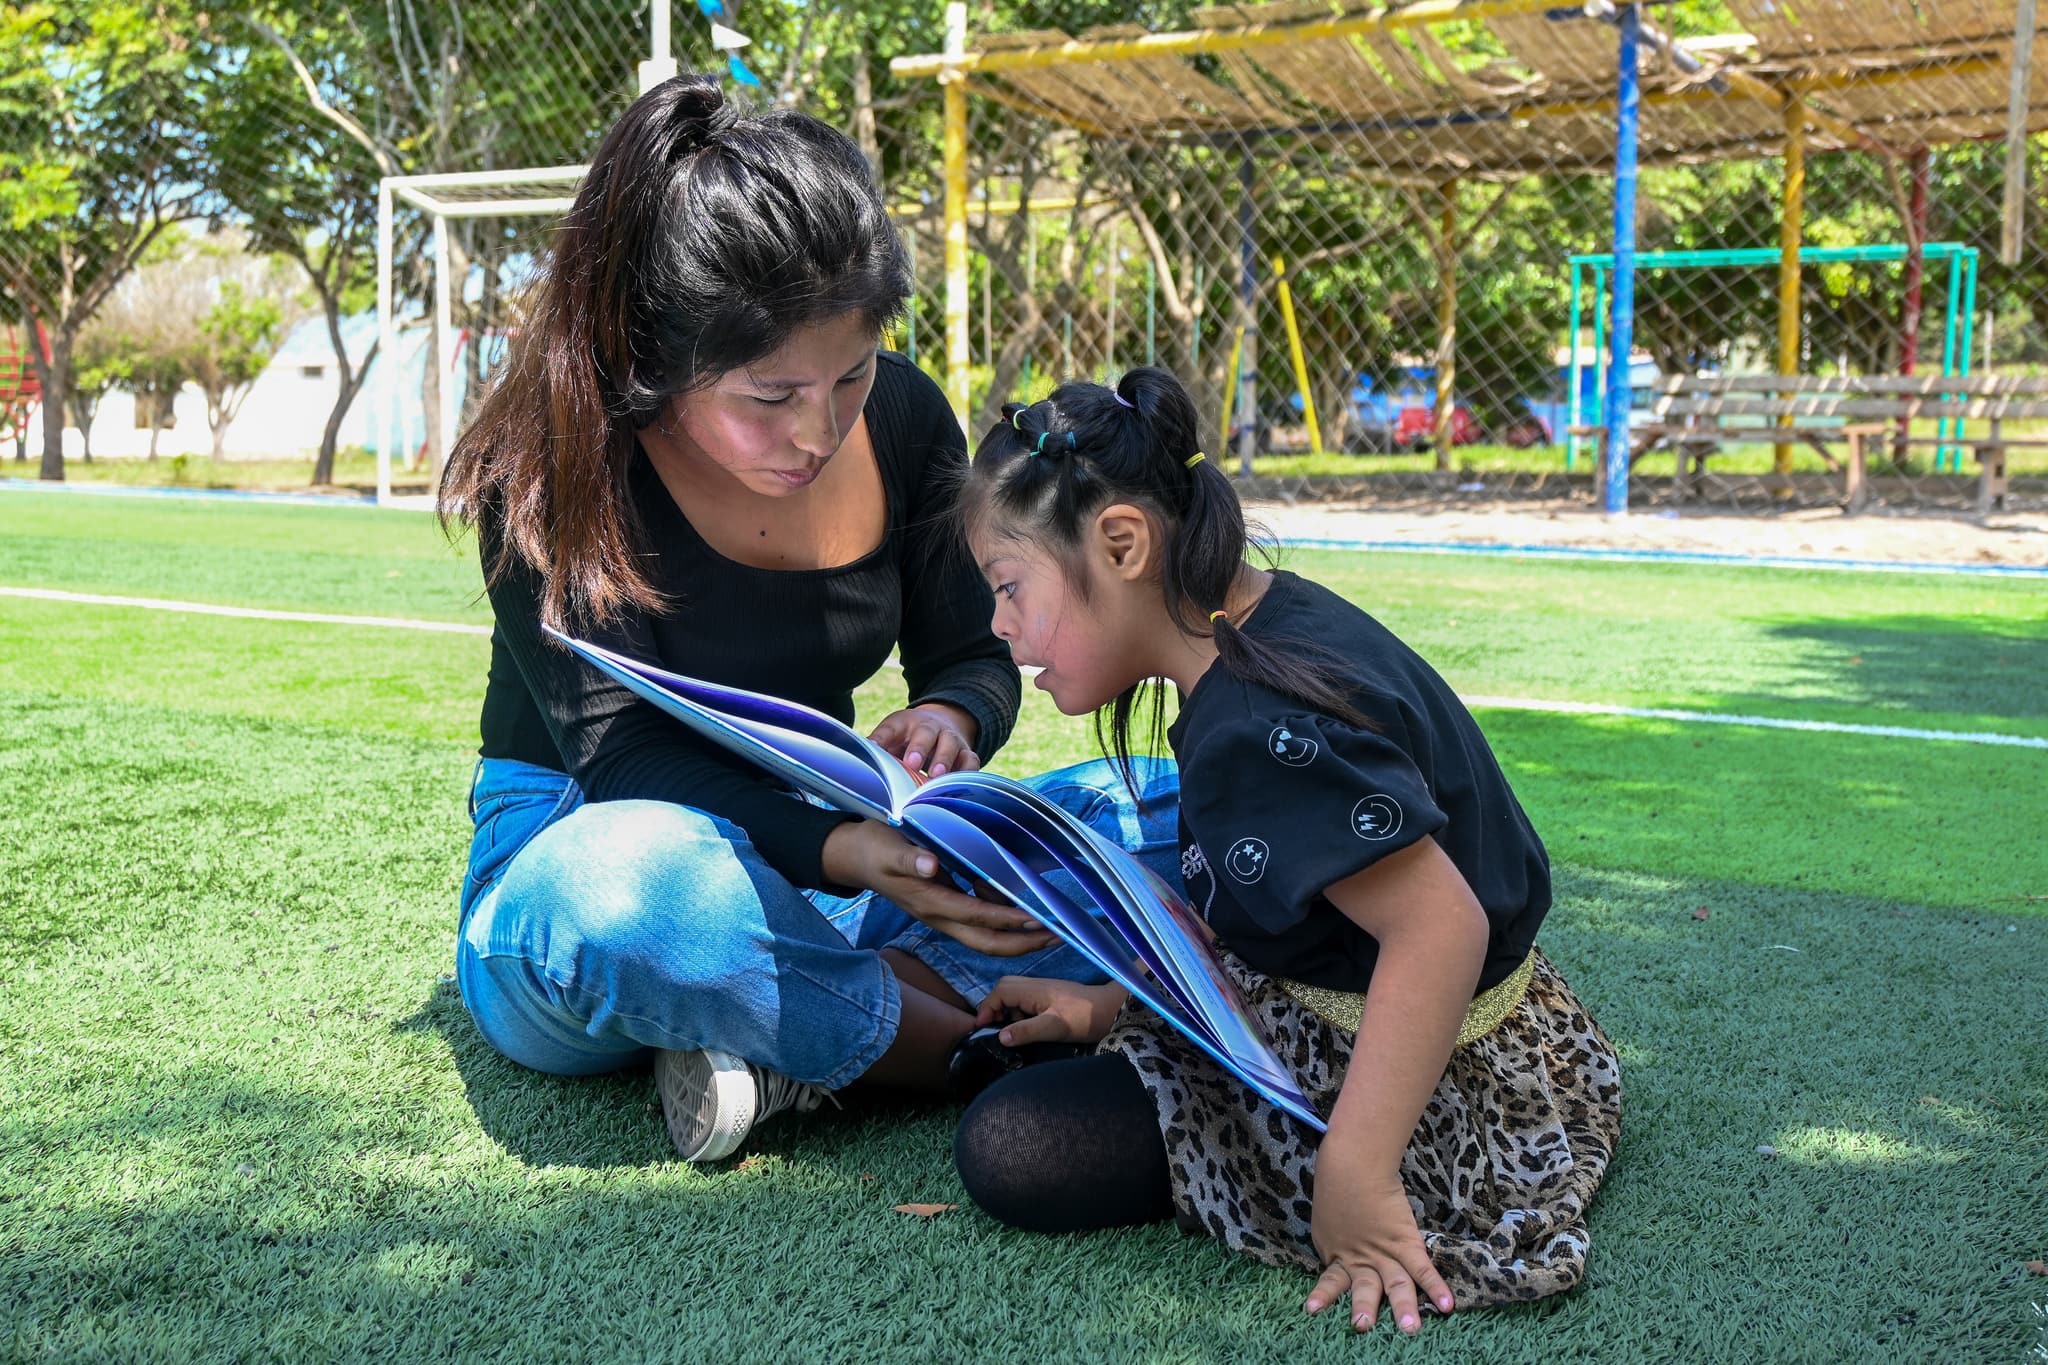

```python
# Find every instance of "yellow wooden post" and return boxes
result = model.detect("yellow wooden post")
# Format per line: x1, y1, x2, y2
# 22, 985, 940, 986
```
1434, 180, 1459, 468
1273, 255, 1323, 455
1776, 96, 1805, 477
942, 3, 971, 431
1220, 325, 1246, 445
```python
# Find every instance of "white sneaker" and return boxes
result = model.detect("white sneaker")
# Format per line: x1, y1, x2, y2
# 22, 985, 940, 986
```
654, 1048, 831, 1162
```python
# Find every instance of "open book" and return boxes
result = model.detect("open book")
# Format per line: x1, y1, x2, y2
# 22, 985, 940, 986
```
548, 628, 1324, 1131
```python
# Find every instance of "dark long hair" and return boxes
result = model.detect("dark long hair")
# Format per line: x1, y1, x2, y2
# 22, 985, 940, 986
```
439, 74, 911, 627
960, 366, 1367, 782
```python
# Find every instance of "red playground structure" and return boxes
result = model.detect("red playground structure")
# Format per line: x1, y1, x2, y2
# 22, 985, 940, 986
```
1, 320, 46, 454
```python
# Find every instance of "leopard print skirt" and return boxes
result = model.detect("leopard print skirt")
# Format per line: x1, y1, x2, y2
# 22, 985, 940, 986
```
1096, 947, 1620, 1307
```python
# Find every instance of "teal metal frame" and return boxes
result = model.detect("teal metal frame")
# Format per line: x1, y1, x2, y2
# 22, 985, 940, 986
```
1565, 242, 1981, 471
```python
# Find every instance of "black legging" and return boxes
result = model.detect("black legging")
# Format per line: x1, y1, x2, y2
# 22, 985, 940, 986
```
953, 1053, 1175, 1233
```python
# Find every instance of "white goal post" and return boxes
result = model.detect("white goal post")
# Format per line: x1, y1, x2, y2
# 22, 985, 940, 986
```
372, 166, 589, 504
369, 4, 682, 505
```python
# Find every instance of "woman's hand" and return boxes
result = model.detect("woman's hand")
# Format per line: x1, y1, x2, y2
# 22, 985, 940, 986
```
867, 702, 979, 781
1304, 1151, 1455, 1334
821, 819, 1053, 956
975, 976, 1129, 1046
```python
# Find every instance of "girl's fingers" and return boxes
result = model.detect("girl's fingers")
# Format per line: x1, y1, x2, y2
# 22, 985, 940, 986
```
1303, 1262, 1351, 1315
994, 1011, 1067, 1047
1380, 1270, 1422, 1335
1348, 1265, 1384, 1332
1411, 1256, 1455, 1317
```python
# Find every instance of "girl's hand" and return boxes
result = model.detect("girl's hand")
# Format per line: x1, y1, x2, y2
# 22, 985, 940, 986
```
820, 820, 1053, 957
975, 976, 1129, 1046
1305, 1156, 1455, 1335
867, 703, 979, 780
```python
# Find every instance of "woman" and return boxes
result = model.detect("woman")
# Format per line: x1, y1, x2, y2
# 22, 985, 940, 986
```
438, 75, 1177, 1160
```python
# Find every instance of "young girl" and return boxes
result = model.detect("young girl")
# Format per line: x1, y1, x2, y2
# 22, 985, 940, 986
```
950, 367, 1620, 1333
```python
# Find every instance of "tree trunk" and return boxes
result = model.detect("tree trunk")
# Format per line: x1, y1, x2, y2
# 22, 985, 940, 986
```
851, 40, 880, 181
36, 329, 70, 482
311, 287, 355, 485
417, 329, 441, 477
69, 395, 95, 463
210, 406, 229, 460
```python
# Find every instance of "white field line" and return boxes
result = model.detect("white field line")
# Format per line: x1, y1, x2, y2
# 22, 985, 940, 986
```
0, 586, 492, 635
7, 585, 2043, 751
1460, 694, 2048, 751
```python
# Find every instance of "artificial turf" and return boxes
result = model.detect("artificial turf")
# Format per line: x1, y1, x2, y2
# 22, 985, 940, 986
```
2, 488, 2043, 1361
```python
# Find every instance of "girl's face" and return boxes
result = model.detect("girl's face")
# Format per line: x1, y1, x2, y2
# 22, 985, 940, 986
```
973, 521, 1153, 716
654, 312, 879, 497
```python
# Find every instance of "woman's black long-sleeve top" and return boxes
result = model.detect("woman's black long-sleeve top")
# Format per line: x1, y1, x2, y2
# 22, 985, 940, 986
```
474, 351, 1020, 889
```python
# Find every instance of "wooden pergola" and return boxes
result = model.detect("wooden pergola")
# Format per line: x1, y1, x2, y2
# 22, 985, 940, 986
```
894, 0, 2044, 510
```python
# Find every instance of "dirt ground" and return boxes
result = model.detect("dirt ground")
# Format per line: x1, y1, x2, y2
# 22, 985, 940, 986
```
1246, 498, 2048, 567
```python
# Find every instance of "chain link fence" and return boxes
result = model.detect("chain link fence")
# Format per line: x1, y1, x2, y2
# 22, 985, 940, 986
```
2, 1, 2044, 511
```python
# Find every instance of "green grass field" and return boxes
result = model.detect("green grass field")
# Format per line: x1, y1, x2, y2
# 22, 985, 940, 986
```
2, 487, 2043, 1361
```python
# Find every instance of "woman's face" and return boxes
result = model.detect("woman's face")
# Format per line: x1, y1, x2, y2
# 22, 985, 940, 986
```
655, 312, 880, 497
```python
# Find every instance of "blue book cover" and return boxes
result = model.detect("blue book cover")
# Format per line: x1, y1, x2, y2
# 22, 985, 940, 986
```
549, 627, 1325, 1131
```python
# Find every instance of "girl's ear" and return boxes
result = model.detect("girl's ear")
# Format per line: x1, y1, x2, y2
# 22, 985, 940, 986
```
1091, 502, 1157, 583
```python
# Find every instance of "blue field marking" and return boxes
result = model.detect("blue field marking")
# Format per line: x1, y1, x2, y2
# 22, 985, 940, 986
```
1274, 535, 2048, 580
7, 477, 2042, 577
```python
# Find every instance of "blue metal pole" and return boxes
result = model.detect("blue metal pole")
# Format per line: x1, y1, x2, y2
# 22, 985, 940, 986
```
1567, 262, 1582, 471
1603, 4, 1640, 516
1955, 248, 1979, 469
1939, 247, 1962, 469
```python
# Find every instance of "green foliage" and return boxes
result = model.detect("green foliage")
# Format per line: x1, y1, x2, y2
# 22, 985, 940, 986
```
199, 281, 288, 392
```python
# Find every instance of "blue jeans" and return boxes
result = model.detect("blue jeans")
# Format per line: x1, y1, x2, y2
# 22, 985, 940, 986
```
456, 756, 1182, 1088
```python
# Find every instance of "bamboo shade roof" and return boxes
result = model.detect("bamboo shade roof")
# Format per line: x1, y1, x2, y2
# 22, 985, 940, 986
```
951, 0, 2048, 177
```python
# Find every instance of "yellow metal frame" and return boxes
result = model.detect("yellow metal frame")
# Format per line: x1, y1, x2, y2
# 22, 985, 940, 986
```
942, 7, 971, 429
1272, 256, 1323, 455
892, 0, 1567, 80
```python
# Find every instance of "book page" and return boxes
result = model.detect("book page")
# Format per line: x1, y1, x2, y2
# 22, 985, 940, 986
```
909, 773, 1319, 1126
546, 630, 904, 822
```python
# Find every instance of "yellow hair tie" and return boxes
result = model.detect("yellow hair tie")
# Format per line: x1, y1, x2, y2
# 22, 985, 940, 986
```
1208, 610, 1228, 623
1185, 451, 1207, 469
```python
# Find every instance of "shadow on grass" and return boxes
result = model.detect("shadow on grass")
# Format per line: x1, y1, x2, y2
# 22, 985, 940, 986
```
7, 865, 2046, 1362
399, 978, 965, 1174
1748, 612, 2048, 721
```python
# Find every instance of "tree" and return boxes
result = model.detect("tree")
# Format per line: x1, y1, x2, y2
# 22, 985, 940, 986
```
67, 315, 130, 463
0, 1, 223, 481
190, 279, 291, 459
219, 8, 389, 484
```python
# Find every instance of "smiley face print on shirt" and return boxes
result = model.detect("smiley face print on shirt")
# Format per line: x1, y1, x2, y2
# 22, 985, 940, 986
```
1268, 725, 1318, 767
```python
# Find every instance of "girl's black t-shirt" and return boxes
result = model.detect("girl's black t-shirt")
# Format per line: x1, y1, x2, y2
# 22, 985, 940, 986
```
1168, 570, 1548, 996
475, 351, 1019, 891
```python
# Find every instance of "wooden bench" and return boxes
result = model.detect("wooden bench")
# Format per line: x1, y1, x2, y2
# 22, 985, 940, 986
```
1574, 372, 2048, 513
